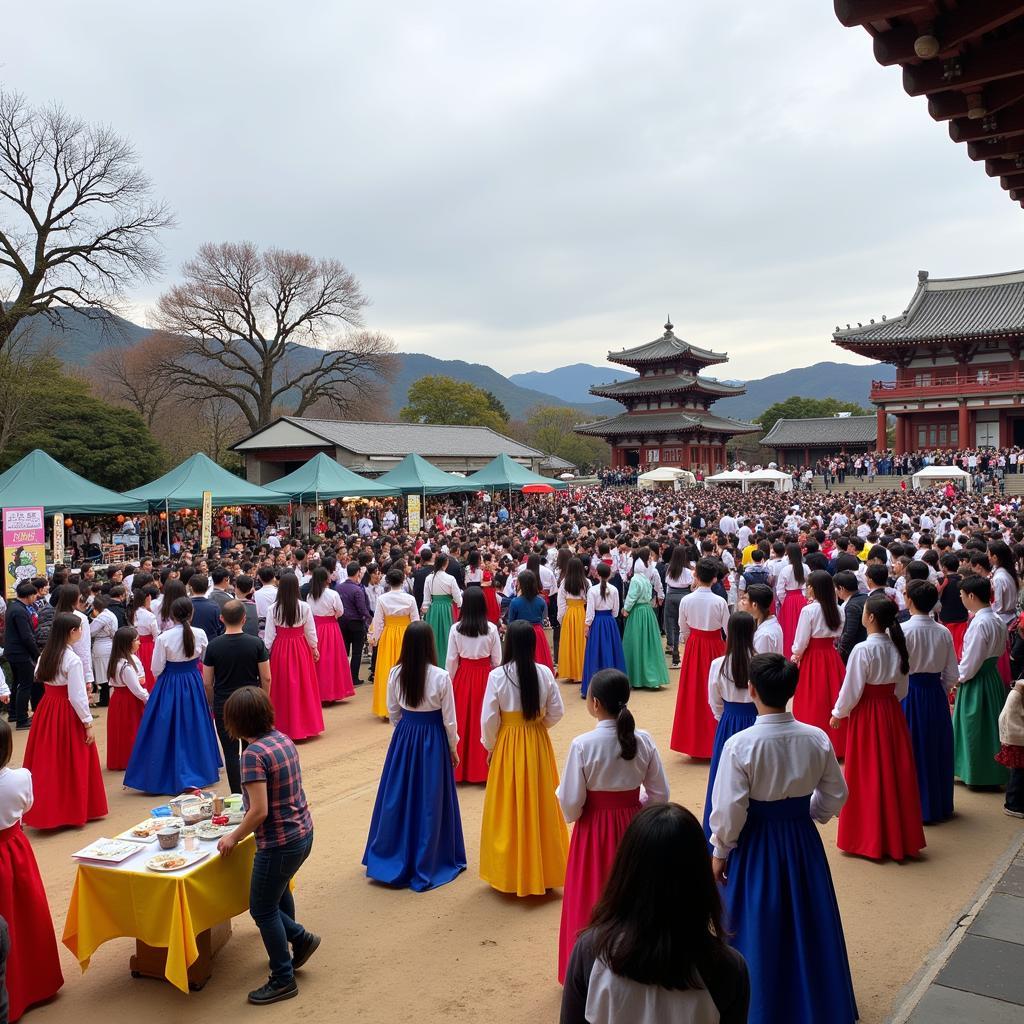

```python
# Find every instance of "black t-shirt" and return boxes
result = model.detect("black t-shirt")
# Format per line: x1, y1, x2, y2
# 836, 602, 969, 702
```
202, 632, 270, 706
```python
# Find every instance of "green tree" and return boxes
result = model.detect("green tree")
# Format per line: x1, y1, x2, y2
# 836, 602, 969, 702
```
756, 396, 870, 434
400, 375, 509, 433
483, 390, 510, 423
0, 356, 163, 488
524, 405, 610, 470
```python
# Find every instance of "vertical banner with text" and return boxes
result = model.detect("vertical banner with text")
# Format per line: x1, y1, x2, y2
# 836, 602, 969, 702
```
3, 506, 46, 598
407, 494, 421, 534
52, 513, 65, 566
201, 490, 213, 550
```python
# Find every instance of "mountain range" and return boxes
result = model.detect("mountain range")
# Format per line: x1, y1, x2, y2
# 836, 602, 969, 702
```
21, 308, 881, 424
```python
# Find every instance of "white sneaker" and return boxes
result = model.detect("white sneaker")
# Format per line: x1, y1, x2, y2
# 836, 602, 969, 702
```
1004, 807, 1024, 819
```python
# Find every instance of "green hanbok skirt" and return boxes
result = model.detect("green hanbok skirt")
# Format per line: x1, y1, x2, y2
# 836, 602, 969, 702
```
953, 656, 1009, 787
424, 593, 455, 666
623, 601, 669, 689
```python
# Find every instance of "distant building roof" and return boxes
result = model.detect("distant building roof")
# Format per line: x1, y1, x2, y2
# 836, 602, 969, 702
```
833, 269, 1024, 354
233, 417, 545, 459
589, 372, 744, 399
760, 415, 877, 447
608, 320, 728, 368
576, 411, 758, 437
540, 454, 575, 470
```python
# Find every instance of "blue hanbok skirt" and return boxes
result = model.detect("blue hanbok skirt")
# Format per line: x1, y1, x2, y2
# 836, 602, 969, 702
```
581, 610, 626, 698
123, 658, 222, 795
363, 709, 466, 892
702, 700, 757, 843
724, 796, 857, 1024
902, 671, 954, 824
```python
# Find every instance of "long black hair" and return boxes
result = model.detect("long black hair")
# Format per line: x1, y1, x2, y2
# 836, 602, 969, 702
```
517, 566, 540, 602
275, 572, 301, 628
785, 542, 805, 585
989, 540, 1018, 584
723, 611, 756, 691
562, 557, 587, 599
35, 612, 83, 683
589, 669, 636, 760
159, 579, 187, 628
589, 803, 727, 990
54, 583, 83, 615
396, 620, 437, 708
502, 619, 541, 721
807, 569, 842, 631
107, 626, 139, 683
865, 591, 910, 674
596, 560, 611, 600
170, 596, 197, 658
456, 586, 489, 638
309, 566, 330, 601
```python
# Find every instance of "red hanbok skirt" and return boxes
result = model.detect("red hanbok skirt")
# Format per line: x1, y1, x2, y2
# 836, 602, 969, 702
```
269, 626, 325, 740
837, 684, 925, 861
778, 591, 808, 659
482, 586, 501, 625
313, 615, 355, 702
0, 823, 64, 1021
533, 624, 554, 672
558, 788, 641, 983
943, 620, 968, 661
138, 633, 156, 691
670, 627, 724, 758
105, 685, 146, 771
453, 656, 491, 783
793, 637, 847, 759
22, 686, 107, 829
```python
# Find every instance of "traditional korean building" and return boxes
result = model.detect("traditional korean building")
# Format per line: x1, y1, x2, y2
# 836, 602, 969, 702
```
833, 269, 1024, 454
575, 319, 757, 473
760, 414, 878, 467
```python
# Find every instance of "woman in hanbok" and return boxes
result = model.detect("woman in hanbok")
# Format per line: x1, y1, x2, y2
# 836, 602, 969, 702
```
556, 557, 589, 686
480, 620, 568, 896
989, 540, 1018, 683
480, 552, 502, 625
507, 567, 554, 672
53, 584, 94, 702
129, 585, 160, 690
266, 572, 324, 740
0, 721, 64, 1020
369, 567, 420, 719
363, 622, 466, 891
22, 614, 107, 828
124, 597, 222, 794
421, 553, 463, 665
89, 595, 118, 707
621, 554, 668, 690
581, 563, 625, 698
775, 543, 809, 659
105, 626, 149, 771
306, 567, 354, 704
445, 587, 501, 783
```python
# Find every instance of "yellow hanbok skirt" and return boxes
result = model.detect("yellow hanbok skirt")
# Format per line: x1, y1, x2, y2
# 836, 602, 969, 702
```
479, 711, 568, 896
373, 614, 410, 719
559, 598, 586, 682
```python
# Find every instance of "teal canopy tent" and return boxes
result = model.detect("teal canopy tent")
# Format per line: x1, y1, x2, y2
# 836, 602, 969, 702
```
125, 453, 285, 511
0, 449, 148, 517
373, 453, 479, 496
464, 453, 568, 492
264, 453, 400, 501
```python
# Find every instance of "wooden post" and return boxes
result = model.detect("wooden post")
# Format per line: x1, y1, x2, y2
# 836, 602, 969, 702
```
958, 403, 970, 448
894, 415, 907, 456
876, 407, 887, 450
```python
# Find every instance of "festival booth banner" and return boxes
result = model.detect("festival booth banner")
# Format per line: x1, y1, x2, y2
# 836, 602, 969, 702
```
52, 512, 65, 565
407, 494, 422, 533
201, 490, 213, 549
3, 506, 46, 597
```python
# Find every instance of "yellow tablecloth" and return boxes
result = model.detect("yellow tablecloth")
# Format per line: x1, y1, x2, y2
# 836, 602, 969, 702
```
62, 836, 256, 993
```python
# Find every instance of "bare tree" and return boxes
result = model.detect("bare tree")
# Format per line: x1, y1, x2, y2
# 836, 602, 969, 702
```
0, 90, 172, 350
90, 332, 183, 426
153, 242, 395, 432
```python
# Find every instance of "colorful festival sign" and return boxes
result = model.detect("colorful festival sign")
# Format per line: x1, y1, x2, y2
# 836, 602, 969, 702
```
3, 506, 46, 598
52, 513, 65, 565
407, 494, 421, 534
201, 490, 213, 550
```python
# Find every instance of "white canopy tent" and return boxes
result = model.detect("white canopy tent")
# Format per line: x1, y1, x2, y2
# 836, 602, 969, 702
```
704, 469, 747, 488
743, 468, 793, 493
638, 467, 697, 491
911, 464, 973, 492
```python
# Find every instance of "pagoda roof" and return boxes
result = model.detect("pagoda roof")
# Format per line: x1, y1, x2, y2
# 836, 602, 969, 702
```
589, 372, 745, 400
833, 269, 1024, 357
761, 415, 878, 447
575, 410, 758, 438
608, 320, 728, 368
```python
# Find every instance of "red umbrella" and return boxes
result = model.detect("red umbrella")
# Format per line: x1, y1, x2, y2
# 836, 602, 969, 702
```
522, 483, 555, 494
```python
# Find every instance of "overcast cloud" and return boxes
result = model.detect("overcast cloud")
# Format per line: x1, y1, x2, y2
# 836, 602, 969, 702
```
4, 1, 1022, 378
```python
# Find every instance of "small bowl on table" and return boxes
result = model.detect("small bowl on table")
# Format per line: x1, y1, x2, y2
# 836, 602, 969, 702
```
157, 827, 181, 850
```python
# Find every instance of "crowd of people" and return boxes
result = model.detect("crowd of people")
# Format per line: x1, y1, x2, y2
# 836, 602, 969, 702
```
1, 476, 1024, 1021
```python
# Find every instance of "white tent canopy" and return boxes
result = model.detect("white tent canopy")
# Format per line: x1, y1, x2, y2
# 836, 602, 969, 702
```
704, 469, 746, 486
911, 464, 973, 492
743, 468, 794, 493
638, 467, 696, 490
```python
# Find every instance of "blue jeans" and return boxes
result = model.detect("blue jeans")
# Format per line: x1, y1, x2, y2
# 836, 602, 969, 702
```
249, 832, 313, 984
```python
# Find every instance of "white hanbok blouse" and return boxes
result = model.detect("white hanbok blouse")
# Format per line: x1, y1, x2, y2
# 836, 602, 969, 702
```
306, 588, 344, 618
45, 647, 93, 725
678, 588, 729, 640
958, 607, 1008, 682
134, 606, 159, 641
369, 589, 420, 642
832, 633, 908, 719
264, 601, 318, 652
585, 582, 620, 624
110, 654, 149, 702
557, 720, 669, 823
445, 623, 502, 678
72, 608, 94, 684
152, 624, 209, 677
708, 655, 754, 720
753, 617, 784, 655
991, 567, 1018, 625
386, 663, 459, 750
481, 663, 564, 751
902, 614, 958, 692
791, 602, 842, 658
0, 766, 33, 829
774, 562, 810, 603
422, 570, 463, 611
557, 583, 589, 622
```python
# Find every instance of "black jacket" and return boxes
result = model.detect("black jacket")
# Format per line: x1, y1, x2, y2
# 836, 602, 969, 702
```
837, 592, 868, 663
412, 566, 434, 610
190, 596, 224, 638
5, 600, 40, 661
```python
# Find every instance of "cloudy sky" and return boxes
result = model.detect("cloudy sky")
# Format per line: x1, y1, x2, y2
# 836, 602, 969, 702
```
4, 1, 1022, 378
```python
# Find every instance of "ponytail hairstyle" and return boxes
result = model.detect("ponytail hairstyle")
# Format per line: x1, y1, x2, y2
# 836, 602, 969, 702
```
865, 591, 909, 674
309, 566, 329, 601
107, 626, 139, 684
170, 596, 196, 658
785, 542, 805, 585
806, 569, 842, 631
35, 612, 83, 684
596, 560, 611, 600
502, 620, 541, 721
724, 611, 756, 691
589, 669, 637, 760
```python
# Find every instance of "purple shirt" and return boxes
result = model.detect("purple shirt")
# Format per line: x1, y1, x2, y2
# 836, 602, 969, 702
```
338, 579, 371, 624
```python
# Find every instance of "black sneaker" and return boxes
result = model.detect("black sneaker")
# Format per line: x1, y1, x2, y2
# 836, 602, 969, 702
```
16, 719, 31, 731
292, 932, 321, 970
248, 978, 298, 1005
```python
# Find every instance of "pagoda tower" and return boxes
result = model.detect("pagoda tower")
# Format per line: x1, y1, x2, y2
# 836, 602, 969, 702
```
576, 319, 757, 473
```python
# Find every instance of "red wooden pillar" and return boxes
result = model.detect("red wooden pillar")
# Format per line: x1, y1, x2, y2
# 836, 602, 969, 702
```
894, 415, 906, 456
958, 403, 970, 448
1000, 411, 1010, 448
876, 407, 887, 450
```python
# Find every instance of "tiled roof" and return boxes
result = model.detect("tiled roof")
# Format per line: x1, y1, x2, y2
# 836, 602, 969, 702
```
608, 320, 728, 367
575, 411, 758, 437
244, 418, 545, 458
760, 415, 878, 446
834, 269, 1024, 346
589, 373, 745, 399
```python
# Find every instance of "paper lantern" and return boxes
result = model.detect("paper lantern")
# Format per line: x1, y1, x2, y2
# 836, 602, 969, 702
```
64, 517, 73, 527
116, 515, 126, 524
159, 512, 167, 521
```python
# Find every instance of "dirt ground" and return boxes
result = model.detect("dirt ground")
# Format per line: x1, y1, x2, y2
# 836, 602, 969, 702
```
17, 651, 1023, 1024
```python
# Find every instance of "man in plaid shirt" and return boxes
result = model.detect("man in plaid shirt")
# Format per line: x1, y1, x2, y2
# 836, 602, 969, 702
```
218, 687, 318, 1005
